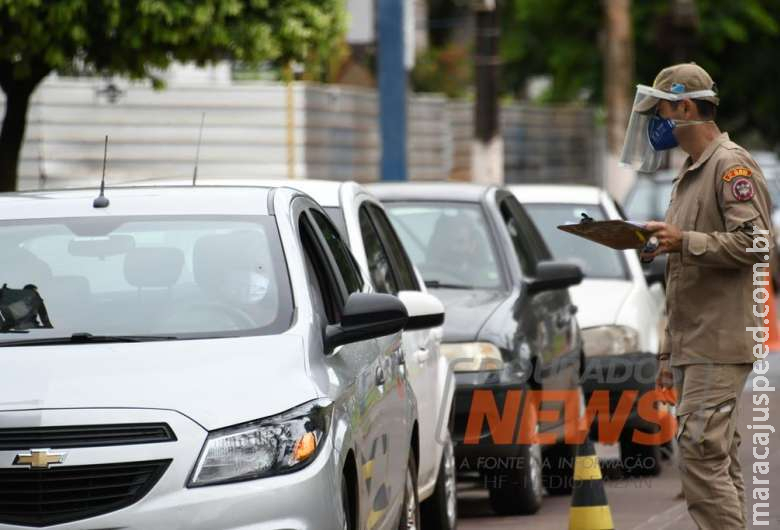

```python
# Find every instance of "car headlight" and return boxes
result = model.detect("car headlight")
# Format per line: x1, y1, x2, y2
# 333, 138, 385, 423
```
441, 342, 504, 372
582, 325, 640, 357
188, 399, 333, 487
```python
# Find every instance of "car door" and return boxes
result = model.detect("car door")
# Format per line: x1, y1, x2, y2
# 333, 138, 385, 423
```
497, 193, 580, 432
305, 206, 407, 530
359, 202, 445, 489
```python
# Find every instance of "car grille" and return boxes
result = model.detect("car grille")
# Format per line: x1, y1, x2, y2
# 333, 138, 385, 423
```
0, 459, 171, 527
0, 423, 176, 450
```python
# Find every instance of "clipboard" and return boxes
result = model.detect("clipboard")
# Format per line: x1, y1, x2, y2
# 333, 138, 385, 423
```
557, 216, 653, 250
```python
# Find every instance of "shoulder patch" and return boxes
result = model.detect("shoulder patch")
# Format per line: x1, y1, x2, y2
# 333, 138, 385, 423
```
731, 177, 754, 201
722, 166, 752, 182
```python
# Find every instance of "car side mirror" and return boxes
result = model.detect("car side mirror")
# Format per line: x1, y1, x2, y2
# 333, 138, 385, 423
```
525, 260, 584, 295
643, 254, 667, 286
325, 293, 408, 351
398, 290, 445, 331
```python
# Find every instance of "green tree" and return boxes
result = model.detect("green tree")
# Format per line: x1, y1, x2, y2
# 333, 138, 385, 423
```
0, 0, 346, 191
501, 0, 780, 149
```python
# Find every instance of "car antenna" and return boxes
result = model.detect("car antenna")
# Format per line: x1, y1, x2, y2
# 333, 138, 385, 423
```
93, 135, 110, 208
192, 112, 205, 186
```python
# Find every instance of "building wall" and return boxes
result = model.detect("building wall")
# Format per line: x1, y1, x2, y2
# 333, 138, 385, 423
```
2, 76, 600, 190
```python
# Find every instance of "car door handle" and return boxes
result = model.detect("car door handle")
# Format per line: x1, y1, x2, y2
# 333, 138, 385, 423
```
375, 366, 385, 386
415, 348, 430, 364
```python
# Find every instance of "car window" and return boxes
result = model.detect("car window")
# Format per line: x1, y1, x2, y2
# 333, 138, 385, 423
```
498, 196, 550, 275
310, 210, 364, 295
359, 205, 399, 294
523, 203, 629, 280
367, 204, 419, 291
0, 215, 293, 341
505, 196, 552, 261
385, 202, 502, 290
624, 179, 674, 221
324, 206, 349, 239
299, 214, 341, 324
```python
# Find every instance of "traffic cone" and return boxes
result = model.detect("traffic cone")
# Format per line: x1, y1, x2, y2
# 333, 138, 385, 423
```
766, 282, 780, 351
568, 438, 614, 530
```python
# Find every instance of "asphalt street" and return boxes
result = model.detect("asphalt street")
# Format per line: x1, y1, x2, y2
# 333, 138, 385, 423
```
457, 352, 780, 530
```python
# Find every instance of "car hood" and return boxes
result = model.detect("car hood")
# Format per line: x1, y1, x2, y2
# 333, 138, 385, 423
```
431, 288, 507, 342
0, 335, 317, 431
569, 279, 633, 329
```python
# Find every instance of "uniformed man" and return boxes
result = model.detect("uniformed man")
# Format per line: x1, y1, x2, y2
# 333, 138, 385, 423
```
621, 63, 774, 530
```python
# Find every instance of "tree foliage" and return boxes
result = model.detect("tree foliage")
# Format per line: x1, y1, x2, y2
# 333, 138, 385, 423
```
0, 0, 346, 190
501, 0, 780, 148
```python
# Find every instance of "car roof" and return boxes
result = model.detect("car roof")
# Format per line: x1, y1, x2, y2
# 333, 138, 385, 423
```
368, 181, 493, 202
117, 178, 371, 208
508, 184, 604, 205
0, 186, 275, 219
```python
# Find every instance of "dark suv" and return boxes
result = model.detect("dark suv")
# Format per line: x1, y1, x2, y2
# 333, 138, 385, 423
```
370, 182, 584, 516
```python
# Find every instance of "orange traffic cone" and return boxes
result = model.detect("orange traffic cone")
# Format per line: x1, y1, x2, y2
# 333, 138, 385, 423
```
568, 438, 614, 530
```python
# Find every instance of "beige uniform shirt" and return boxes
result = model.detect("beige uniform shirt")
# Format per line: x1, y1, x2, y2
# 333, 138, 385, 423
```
661, 133, 774, 366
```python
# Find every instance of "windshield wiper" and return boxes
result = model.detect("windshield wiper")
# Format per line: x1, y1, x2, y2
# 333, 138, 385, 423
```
424, 280, 475, 290
0, 332, 179, 347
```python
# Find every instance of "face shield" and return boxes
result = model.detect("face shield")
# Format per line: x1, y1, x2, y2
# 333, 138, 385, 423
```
619, 85, 718, 173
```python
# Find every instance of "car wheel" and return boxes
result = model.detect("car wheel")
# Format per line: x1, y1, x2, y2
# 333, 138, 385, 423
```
486, 441, 544, 515
620, 433, 662, 477
421, 432, 457, 529
399, 452, 420, 530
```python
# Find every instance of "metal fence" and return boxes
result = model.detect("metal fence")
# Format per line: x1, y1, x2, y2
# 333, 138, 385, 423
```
2, 76, 600, 190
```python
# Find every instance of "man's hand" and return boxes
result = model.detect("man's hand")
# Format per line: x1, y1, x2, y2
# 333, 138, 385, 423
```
641, 221, 683, 260
656, 356, 674, 390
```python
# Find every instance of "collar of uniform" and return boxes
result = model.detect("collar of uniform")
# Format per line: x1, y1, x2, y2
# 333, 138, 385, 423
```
683, 132, 730, 173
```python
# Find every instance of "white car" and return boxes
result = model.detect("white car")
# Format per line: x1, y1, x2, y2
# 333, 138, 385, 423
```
281, 180, 457, 530
0, 185, 445, 529
510, 184, 667, 475
154, 179, 458, 529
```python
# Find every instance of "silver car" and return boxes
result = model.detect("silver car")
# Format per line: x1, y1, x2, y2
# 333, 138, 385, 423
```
0, 186, 438, 529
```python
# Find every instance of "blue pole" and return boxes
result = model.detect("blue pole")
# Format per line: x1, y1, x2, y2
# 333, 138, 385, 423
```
378, 0, 407, 181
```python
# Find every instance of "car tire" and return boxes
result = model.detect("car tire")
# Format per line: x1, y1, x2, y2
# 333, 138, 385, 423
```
486, 441, 544, 515
399, 452, 421, 530
421, 432, 458, 529
543, 442, 575, 495
620, 433, 662, 477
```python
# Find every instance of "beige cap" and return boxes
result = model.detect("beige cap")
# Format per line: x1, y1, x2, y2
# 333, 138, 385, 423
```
633, 63, 720, 113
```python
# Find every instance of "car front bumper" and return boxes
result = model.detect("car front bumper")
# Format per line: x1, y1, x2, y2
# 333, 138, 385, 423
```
0, 408, 344, 530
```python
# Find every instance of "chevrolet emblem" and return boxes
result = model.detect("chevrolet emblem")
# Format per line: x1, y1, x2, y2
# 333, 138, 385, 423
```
13, 449, 66, 469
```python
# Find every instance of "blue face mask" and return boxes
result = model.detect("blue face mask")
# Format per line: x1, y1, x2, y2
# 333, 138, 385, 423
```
647, 115, 678, 151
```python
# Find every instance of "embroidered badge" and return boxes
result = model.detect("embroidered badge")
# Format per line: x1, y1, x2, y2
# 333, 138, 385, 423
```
731, 177, 754, 201
722, 166, 752, 182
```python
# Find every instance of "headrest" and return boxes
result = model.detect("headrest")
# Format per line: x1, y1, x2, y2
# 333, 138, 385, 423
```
123, 247, 185, 288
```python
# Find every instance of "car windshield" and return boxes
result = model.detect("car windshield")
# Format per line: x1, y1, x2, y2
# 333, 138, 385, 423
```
0, 215, 292, 343
384, 202, 502, 289
524, 203, 629, 280
624, 179, 674, 221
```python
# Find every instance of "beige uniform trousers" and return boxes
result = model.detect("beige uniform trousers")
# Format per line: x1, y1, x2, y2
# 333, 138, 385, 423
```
675, 363, 753, 530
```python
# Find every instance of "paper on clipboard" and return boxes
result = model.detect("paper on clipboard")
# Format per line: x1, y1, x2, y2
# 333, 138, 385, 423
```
557, 220, 653, 250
